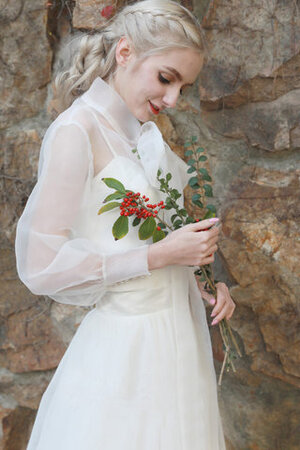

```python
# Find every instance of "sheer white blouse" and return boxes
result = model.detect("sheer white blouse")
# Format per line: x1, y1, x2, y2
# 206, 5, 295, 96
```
15, 78, 154, 306
15, 77, 189, 307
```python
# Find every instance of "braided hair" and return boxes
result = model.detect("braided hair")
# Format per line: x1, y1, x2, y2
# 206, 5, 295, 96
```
53, 0, 205, 113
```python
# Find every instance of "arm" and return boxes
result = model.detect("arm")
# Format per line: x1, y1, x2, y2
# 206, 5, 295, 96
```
15, 122, 149, 306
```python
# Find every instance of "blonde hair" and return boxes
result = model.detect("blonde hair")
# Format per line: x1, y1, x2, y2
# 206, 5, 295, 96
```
53, 0, 206, 113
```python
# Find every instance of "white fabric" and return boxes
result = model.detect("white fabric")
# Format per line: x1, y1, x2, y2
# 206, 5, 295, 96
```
15, 76, 226, 449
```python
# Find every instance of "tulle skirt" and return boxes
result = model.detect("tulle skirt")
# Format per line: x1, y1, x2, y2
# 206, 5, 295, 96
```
27, 266, 226, 449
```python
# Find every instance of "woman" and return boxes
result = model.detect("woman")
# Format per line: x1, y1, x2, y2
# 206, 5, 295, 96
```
15, 1, 235, 448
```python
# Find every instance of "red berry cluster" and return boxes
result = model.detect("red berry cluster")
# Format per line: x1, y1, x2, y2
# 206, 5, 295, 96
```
120, 192, 165, 220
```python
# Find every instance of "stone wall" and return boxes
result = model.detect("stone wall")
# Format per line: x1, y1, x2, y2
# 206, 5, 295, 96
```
0, 0, 299, 448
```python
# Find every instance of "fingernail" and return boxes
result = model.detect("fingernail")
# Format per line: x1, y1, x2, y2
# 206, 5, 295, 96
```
209, 218, 219, 223
211, 319, 218, 326
210, 298, 215, 305
211, 311, 217, 317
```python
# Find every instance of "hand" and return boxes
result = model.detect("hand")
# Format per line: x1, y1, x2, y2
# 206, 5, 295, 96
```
197, 280, 236, 325
148, 218, 220, 270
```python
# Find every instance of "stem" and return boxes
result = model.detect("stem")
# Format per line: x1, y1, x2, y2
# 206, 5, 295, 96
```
156, 214, 173, 232
225, 320, 242, 357
193, 143, 205, 204
218, 350, 228, 386
201, 265, 216, 295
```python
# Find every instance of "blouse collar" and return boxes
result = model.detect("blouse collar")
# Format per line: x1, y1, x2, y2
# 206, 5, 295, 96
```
80, 76, 141, 143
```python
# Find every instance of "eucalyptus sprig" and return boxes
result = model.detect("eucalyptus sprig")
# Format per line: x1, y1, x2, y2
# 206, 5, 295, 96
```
184, 135, 216, 219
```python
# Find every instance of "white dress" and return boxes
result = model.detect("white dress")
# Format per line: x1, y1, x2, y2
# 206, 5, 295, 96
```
15, 77, 226, 449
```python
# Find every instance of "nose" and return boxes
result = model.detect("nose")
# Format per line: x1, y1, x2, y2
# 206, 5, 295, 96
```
162, 86, 181, 109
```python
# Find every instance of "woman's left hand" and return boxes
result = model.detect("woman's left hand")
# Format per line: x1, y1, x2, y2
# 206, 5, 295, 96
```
197, 280, 236, 326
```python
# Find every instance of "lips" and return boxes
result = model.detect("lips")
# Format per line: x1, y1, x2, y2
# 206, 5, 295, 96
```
149, 101, 160, 115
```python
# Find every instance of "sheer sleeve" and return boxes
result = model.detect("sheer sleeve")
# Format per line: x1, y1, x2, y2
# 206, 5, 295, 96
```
15, 122, 150, 306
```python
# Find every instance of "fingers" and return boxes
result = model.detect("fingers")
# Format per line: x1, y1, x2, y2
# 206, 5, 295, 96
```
210, 283, 236, 325
190, 218, 220, 232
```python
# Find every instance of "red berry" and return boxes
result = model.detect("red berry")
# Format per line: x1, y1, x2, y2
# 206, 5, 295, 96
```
157, 226, 161, 231
101, 5, 115, 19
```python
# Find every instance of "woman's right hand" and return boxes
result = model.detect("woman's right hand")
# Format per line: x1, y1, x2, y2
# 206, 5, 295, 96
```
148, 218, 220, 270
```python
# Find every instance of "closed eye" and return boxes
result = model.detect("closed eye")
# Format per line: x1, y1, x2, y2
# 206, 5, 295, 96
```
158, 73, 170, 84
159, 73, 183, 95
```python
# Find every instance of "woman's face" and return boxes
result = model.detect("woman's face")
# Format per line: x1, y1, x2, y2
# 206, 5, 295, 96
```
113, 39, 204, 123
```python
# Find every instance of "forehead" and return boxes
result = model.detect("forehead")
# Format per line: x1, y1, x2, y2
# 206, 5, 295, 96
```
140, 48, 203, 82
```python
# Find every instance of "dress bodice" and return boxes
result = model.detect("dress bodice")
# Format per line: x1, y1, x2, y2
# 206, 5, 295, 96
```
75, 155, 164, 254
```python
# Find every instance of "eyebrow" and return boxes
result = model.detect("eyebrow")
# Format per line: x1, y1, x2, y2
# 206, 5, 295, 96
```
163, 66, 193, 86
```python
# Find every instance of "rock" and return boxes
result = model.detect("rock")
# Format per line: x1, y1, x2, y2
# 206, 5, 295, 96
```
0, 0, 52, 129
200, 89, 300, 151
0, 302, 67, 373
219, 166, 300, 386
200, 0, 300, 105
73, 0, 115, 29
0, 405, 35, 450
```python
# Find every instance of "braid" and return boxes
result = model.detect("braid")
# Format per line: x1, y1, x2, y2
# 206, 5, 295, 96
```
53, 0, 205, 113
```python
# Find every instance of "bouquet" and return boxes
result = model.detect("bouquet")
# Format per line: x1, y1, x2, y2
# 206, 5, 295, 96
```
98, 136, 241, 385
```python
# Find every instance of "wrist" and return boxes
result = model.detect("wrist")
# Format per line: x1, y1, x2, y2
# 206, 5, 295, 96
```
147, 239, 170, 270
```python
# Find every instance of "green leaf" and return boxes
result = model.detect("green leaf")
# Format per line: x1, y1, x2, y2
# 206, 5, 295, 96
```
191, 183, 200, 189
170, 189, 181, 200
198, 155, 207, 162
103, 192, 125, 203
193, 200, 204, 208
184, 150, 193, 156
152, 228, 166, 243
206, 204, 217, 213
171, 214, 178, 223
192, 193, 201, 202
157, 222, 166, 229
184, 142, 192, 148
187, 166, 196, 174
198, 168, 212, 181
185, 216, 194, 224
102, 178, 126, 193
191, 135, 198, 143
187, 159, 196, 166
132, 217, 141, 227
98, 202, 121, 215
204, 184, 213, 197
203, 210, 215, 219
179, 209, 188, 216
196, 147, 204, 153
188, 177, 198, 187
166, 173, 172, 182
112, 215, 129, 240
138, 216, 156, 240
173, 219, 183, 229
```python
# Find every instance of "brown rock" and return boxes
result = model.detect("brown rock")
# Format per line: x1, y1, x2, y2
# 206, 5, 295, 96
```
219, 166, 300, 385
200, 0, 300, 106
0, 0, 52, 128
1, 406, 35, 450
200, 89, 300, 151
0, 305, 66, 373
73, 0, 114, 29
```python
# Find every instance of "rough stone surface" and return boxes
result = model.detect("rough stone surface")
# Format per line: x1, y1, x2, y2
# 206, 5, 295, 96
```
0, 0, 52, 129
219, 166, 300, 385
1, 0, 300, 448
73, 0, 116, 29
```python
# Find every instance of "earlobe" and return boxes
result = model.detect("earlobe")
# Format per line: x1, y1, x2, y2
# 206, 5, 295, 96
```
115, 36, 133, 67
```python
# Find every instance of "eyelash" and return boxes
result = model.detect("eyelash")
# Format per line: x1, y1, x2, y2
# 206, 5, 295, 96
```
158, 73, 183, 95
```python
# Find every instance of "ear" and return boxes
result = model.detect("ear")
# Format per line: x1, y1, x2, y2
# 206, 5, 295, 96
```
115, 36, 134, 67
